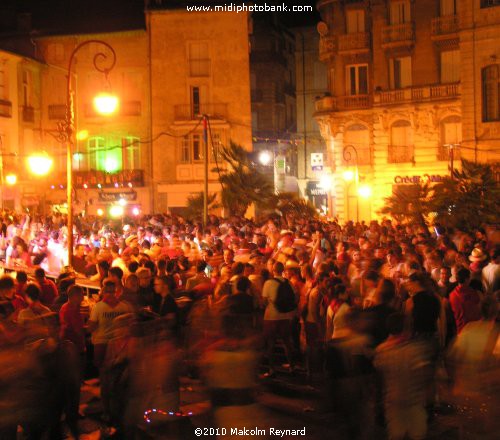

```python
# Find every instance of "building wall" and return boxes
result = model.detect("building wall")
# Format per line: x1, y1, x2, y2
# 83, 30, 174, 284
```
315, 0, 465, 222
147, 9, 252, 211
36, 31, 151, 214
459, 0, 500, 163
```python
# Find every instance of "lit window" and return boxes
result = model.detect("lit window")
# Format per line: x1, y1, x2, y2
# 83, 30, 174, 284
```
122, 136, 140, 169
346, 64, 368, 95
482, 64, 500, 122
389, 56, 412, 89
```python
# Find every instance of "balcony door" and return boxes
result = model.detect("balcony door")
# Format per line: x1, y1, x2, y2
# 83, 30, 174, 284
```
390, 1, 411, 24
346, 9, 365, 33
190, 85, 207, 118
346, 64, 368, 95
440, 0, 457, 16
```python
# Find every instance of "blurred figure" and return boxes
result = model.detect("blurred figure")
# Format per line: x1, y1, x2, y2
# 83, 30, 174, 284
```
375, 313, 431, 440
449, 268, 481, 334
34, 268, 59, 307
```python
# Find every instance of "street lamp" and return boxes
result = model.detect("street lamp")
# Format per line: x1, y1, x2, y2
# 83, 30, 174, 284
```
27, 152, 53, 176
54, 40, 117, 268
342, 145, 359, 222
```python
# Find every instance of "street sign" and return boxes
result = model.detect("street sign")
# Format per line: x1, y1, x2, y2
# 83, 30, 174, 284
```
311, 152, 324, 171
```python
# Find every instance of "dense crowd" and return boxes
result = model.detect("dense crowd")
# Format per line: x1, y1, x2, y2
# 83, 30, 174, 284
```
0, 209, 499, 439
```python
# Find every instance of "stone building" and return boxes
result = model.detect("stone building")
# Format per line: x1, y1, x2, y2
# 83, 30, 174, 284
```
147, 5, 252, 213
314, 0, 499, 222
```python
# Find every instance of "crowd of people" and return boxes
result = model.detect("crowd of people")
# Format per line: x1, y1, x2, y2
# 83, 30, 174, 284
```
0, 209, 499, 439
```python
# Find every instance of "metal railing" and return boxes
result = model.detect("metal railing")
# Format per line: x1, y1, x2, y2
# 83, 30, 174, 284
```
374, 83, 460, 104
382, 22, 414, 45
174, 103, 228, 120
338, 32, 370, 52
388, 145, 415, 164
431, 15, 459, 36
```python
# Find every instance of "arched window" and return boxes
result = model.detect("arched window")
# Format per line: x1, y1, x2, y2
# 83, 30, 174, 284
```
389, 120, 414, 163
438, 116, 461, 161
344, 124, 371, 166
482, 64, 500, 122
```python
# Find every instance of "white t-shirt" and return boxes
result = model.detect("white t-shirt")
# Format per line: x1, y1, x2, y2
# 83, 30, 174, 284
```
262, 277, 295, 321
90, 300, 133, 344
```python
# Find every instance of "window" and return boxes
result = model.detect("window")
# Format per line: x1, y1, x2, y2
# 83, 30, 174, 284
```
440, 0, 457, 16
87, 137, 105, 170
188, 42, 210, 77
193, 134, 202, 162
440, 50, 460, 83
343, 124, 371, 166
180, 136, 190, 164
190, 86, 207, 118
22, 70, 31, 106
389, 120, 414, 163
389, 56, 412, 89
438, 116, 461, 160
346, 9, 365, 33
482, 64, 500, 122
328, 67, 335, 93
122, 136, 140, 169
346, 64, 368, 95
390, 1, 411, 24
0, 67, 6, 100
480, 0, 500, 9
210, 131, 224, 163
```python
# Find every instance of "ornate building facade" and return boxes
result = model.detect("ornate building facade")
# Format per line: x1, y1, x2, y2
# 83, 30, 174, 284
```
314, 0, 499, 222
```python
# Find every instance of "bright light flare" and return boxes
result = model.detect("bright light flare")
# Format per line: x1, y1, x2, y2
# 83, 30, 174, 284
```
109, 205, 124, 218
27, 153, 53, 176
5, 174, 17, 185
358, 185, 372, 198
343, 170, 355, 182
76, 130, 89, 141
319, 174, 332, 190
118, 198, 127, 206
132, 207, 140, 216
93, 92, 119, 115
97, 208, 104, 216
258, 150, 272, 166
104, 157, 119, 173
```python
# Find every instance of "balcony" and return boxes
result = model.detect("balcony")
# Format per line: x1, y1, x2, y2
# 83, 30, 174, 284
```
48, 104, 66, 120
314, 94, 371, 114
388, 145, 414, 164
0, 99, 12, 118
374, 83, 460, 105
338, 32, 370, 54
319, 36, 336, 62
174, 103, 228, 121
437, 144, 461, 161
431, 15, 459, 46
381, 23, 415, 50
73, 169, 145, 188
22, 106, 35, 123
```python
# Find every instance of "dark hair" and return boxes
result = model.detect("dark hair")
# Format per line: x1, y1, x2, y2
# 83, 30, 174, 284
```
98, 260, 111, 271
232, 262, 245, 276
236, 276, 251, 293
34, 268, 46, 279
0, 275, 15, 290
16, 271, 28, 283
378, 279, 396, 304
144, 260, 156, 275
456, 268, 470, 285
25, 283, 41, 302
67, 285, 84, 299
102, 278, 117, 293
364, 270, 379, 283
157, 258, 167, 271
128, 261, 139, 273
109, 266, 124, 280
273, 261, 285, 275
197, 260, 208, 273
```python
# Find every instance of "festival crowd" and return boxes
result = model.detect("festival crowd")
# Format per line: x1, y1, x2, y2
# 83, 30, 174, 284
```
0, 210, 499, 439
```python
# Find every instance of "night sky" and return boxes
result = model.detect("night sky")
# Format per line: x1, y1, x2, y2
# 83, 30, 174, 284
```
0, 0, 319, 35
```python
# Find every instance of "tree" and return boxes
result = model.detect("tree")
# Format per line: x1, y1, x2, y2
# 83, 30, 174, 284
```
431, 159, 500, 230
214, 141, 274, 216
273, 192, 318, 220
185, 192, 219, 221
380, 183, 434, 228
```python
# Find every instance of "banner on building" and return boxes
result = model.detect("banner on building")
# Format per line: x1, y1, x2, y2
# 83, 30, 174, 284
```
98, 190, 137, 202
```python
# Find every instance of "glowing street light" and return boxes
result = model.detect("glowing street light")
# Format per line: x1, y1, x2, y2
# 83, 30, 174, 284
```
358, 185, 372, 198
109, 205, 124, 218
258, 150, 272, 166
97, 208, 104, 216
132, 207, 140, 216
93, 92, 119, 115
5, 174, 17, 185
27, 153, 53, 176
342, 170, 355, 182
118, 198, 127, 207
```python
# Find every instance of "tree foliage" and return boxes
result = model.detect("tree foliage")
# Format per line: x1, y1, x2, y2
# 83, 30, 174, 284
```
185, 192, 219, 220
272, 192, 319, 220
380, 159, 499, 229
214, 141, 274, 216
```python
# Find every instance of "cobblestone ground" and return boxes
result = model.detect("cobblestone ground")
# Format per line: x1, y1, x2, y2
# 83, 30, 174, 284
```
69, 366, 499, 440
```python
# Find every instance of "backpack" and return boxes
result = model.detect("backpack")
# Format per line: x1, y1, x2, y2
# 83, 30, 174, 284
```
273, 278, 297, 313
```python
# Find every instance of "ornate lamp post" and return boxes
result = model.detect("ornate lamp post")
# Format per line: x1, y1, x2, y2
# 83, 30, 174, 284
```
342, 144, 359, 222
54, 40, 117, 267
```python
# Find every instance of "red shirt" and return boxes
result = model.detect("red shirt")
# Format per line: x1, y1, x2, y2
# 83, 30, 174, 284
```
449, 285, 481, 333
38, 278, 59, 306
59, 302, 85, 353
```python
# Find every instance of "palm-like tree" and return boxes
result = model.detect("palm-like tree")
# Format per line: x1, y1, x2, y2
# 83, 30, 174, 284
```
185, 192, 220, 221
214, 141, 274, 216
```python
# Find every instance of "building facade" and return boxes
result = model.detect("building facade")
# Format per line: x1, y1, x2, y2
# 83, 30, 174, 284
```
250, 13, 297, 193
313, 0, 499, 222
147, 7, 253, 213
37, 31, 151, 216
294, 26, 329, 211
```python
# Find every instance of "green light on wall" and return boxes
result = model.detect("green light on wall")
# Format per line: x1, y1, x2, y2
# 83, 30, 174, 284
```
100, 150, 122, 173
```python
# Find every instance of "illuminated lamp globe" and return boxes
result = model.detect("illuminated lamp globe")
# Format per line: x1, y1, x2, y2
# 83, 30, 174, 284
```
358, 185, 372, 198
109, 205, 124, 218
6, 174, 17, 185
104, 157, 119, 173
343, 170, 355, 182
97, 208, 104, 217
258, 150, 272, 166
118, 198, 127, 207
318, 174, 332, 190
132, 207, 140, 216
93, 92, 119, 115
27, 153, 53, 176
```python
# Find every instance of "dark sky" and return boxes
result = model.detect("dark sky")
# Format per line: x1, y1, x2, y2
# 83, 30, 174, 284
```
0, 0, 319, 35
